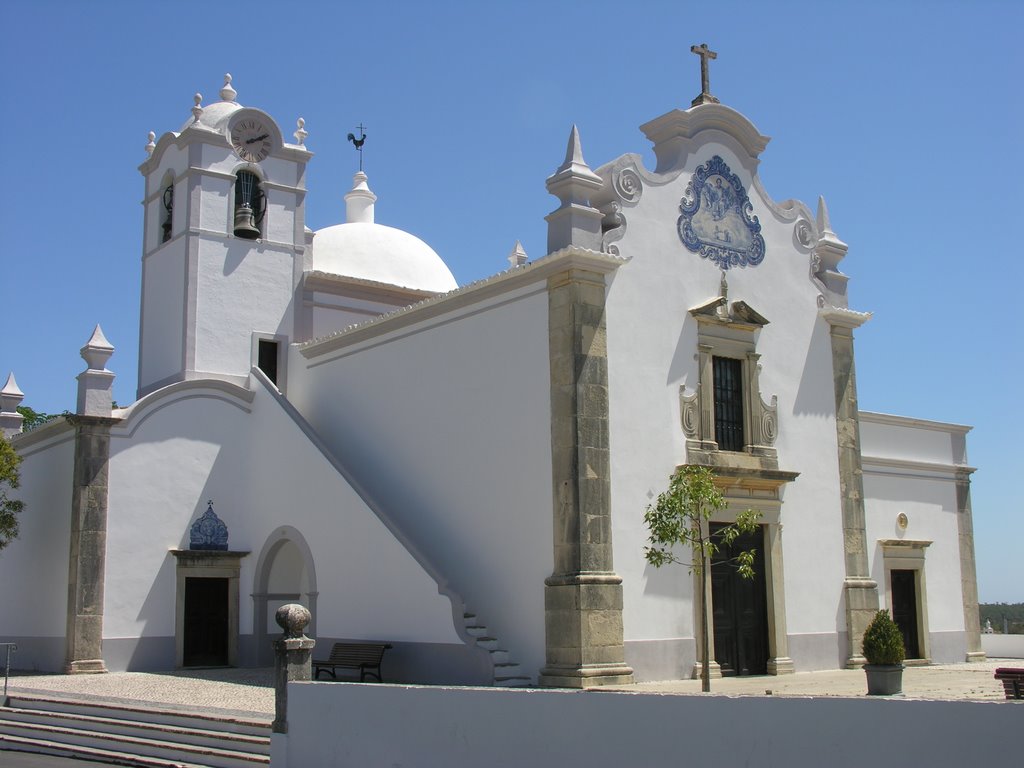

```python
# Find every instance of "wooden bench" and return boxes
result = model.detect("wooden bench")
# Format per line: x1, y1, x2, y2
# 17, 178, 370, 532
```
994, 667, 1024, 700
313, 642, 392, 683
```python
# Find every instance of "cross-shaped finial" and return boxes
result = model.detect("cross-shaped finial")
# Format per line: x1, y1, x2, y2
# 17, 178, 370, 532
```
690, 43, 720, 107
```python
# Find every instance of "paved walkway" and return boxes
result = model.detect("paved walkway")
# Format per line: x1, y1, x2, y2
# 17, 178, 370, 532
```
603, 658, 1015, 700
6, 667, 276, 716
4, 659, 1017, 714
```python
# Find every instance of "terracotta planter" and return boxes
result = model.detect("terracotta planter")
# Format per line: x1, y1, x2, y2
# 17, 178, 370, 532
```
864, 663, 904, 695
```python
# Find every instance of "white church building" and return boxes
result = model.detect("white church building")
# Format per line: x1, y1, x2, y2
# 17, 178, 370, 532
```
0, 66, 984, 686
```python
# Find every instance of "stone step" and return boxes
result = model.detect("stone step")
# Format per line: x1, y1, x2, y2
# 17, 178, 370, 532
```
0, 732, 213, 768
488, 649, 510, 664
475, 637, 501, 651
0, 719, 268, 768
1, 705, 270, 754
464, 625, 490, 637
7, 694, 270, 737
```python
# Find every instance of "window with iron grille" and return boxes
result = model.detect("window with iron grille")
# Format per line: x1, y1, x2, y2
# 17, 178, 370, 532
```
713, 356, 744, 451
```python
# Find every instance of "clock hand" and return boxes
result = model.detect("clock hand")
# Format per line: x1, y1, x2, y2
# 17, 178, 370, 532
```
246, 133, 270, 145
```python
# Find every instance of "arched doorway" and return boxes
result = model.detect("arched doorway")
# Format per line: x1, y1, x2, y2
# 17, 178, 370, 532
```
252, 527, 318, 666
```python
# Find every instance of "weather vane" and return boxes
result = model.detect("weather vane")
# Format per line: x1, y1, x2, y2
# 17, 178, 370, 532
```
347, 124, 367, 171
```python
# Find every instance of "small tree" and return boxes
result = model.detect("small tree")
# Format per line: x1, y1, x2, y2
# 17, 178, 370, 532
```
0, 435, 24, 552
862, 609, 905, 666
644, 464, 761, 692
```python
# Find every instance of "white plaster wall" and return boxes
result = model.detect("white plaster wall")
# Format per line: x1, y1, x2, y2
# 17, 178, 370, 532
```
860, 413, 968, 466
199, 178, 232, 234
193, 239, 296, 378
280, 682, 1017, 768
860, 414, 973, 658
863, 470, 965, 634
290, 285, 554, 679
982, 633, 1024, 658
103, 379, 460, 655
603, 139, 848, 659
0, 427, 75, 638
139, 241, 186, 389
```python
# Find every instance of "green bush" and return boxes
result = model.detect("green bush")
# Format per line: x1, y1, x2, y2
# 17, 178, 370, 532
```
862, 609, 905, 665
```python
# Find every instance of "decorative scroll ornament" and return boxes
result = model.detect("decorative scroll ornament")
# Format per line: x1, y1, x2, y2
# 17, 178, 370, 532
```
613, 167, 643, 204
677, 155, 765, 270
189, 501, 229, 551
680, 386, 700, 439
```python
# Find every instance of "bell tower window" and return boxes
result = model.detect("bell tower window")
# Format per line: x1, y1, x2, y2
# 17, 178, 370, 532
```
160, 180, 174, 243
234, 170, 266, 240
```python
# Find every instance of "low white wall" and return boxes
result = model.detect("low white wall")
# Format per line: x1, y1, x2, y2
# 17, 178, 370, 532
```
278, 682, 1016, 768
982, 634, 1024, 659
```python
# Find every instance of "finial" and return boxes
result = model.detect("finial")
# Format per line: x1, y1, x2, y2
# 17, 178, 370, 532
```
719, 270, 728, 301
816, 195, 834, 236
690, 43, 720, 107
347, 124, 367, 172
294, 117, 307, 145
80, 324, 115, 371
545, 124, 604, 253
220, 73, 237, 102
192, 93, 203, 124
145, 131, 156, 155
0, 373, 25, 438
345, 170, 376, 224
507, 241, 528, 269
1, 373, 24, 400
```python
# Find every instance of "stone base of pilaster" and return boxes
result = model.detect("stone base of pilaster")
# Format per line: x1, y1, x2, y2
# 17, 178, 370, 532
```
843, 577, 879, 668
691, 661, 723, 680
965, 651, 987, 663
541, 577, 634, 688
539, 664, 636, 688
767, 656, 795, 675
66, 659, 107, 674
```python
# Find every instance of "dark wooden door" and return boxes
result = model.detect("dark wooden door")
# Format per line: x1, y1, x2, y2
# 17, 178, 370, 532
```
183, 577, 229, 667
710, 525, 768, 676
890, 569, 920, 659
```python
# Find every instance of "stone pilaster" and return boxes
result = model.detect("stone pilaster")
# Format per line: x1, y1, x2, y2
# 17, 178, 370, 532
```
824, 315, 879, 668
540, 265, 633, 688
65, 415, 118, 674
955, 470, 985, 662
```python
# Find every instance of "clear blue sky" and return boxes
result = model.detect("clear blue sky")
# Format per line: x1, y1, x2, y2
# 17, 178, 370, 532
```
1, 1, 1021, 602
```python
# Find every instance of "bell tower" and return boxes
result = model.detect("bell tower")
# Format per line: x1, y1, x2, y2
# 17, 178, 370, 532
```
136, 75, 312, 398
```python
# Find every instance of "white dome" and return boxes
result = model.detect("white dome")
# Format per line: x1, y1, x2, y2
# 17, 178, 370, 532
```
311, 222, 457, 293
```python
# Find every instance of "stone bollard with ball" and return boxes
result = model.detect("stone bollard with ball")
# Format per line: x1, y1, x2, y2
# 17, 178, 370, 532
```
271, 603, 315, 734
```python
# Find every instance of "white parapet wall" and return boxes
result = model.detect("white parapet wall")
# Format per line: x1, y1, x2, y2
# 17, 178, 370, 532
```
982, 634, 1024, 659
276, 682, 1016, 768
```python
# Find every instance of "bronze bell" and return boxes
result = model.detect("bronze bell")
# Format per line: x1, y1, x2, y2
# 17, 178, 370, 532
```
233, 203, 260, 240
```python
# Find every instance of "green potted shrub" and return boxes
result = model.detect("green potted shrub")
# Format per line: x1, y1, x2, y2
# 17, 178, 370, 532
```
862, 609, 905, 695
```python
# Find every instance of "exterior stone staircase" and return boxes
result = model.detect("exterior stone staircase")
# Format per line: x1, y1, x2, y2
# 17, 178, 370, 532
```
0, 693, 271, 768
463, 612, 532, 687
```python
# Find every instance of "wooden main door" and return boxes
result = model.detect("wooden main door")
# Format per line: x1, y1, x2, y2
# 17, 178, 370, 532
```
183, 577, 229, 667
890, 569, 921, 659
710, 525, 768, 676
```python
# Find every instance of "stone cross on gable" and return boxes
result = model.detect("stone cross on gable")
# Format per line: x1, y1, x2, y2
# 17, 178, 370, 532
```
690, 43, 721, 107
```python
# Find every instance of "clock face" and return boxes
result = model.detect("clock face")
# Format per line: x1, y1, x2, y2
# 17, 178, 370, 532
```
230, 118, 272, 162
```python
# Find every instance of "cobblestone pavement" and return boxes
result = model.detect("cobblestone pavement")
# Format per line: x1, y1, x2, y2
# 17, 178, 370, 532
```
3, 659, 1018, 713
603, 658, 1016, 700
6, 667, 275, 716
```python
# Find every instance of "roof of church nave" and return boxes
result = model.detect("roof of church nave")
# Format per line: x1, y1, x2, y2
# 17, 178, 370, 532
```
310, 170, 458, 294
